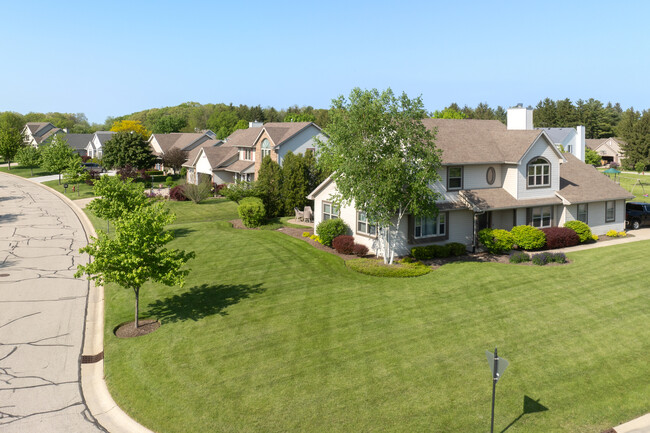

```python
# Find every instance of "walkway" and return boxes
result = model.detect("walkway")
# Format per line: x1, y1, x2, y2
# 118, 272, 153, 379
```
0, 173, 105, 432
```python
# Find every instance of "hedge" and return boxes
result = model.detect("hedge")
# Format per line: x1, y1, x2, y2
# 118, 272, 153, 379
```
411, 242, 466, 260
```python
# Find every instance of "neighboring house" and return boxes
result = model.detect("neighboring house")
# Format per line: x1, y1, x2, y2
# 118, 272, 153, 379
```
585, 137, 626, 165
536, 127, 586, 161
148, 130, 219, 171
183, 146, 239, 185
63, 133, 93, 157
22, 122, 62, 147
183, 121, 326, 184
308, 106, 633, 256
85, 131, 117, 159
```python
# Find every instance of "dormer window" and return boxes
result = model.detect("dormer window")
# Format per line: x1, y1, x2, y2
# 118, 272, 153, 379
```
527, 158, 550, 188
261, 138, 271, 159
447, 166, 463, 190
244, 148, 253, 161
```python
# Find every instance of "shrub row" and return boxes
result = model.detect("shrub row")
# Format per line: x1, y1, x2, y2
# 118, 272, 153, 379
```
480, 220, 597, 253
606, 229, 627, 237
411, 242, 467, 260
332, 235, 369, 257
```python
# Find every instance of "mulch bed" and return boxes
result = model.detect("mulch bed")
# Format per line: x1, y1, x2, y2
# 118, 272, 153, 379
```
114, 319, 160, 338
277, 227, 360, 261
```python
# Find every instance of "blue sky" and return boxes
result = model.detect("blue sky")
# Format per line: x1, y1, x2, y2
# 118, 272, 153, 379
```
1, 0, 648, 123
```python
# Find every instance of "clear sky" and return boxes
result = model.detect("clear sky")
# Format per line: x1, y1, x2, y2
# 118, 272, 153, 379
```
2, 0, 649, 123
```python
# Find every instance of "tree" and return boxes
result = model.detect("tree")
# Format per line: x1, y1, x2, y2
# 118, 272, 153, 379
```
102, 131, 156, 169
110, 119, 151, 139
0, 128, 23, 170
161, 148, 188, 174
621, 110, 650, 170
75, 203, 195, 329
15, 145, 41, 176
283, 112, 316, 123
585, 147, 602, 166
281, 152, 309, 214
86, 175, 148, 232
63, 154, 90, 196
41, 134, 73, 184
431, 107, 467, 119
316, 88, 442, 264
153, 115, 187, 134
0, 112, 25, 132
256, 156, 283, 218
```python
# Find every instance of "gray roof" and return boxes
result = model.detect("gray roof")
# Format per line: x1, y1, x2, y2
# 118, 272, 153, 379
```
62, 133, 93, 151
95, 131, 116, 145
557, 153, 633, 203
536, 127, 573, 144
461, 189, 562, 211
222, 127, 263, 149
221, 160, 255, 174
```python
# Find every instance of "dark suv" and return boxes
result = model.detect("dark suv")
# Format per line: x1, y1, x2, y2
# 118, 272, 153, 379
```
625, 202, 650, 230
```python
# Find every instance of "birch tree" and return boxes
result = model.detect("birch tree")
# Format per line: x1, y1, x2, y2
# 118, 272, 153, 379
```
316, 88, 442, 264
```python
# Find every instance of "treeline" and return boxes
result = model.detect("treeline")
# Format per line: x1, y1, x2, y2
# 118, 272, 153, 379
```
0, 111, 98, 134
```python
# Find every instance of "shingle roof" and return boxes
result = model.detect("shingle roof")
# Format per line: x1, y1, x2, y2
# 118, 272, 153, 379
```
421, 119, 544, 164
63, 133, 93, 151
221, 160, 255, 174
36, 128, 62, 144
261, 122, 315, 148
557, 153, 633, 203
150, 132, 209, 154
203, 146, 238, 169
25, 122, 50, 135
95, 131, 116, 145
536, 127, 574, 144
222, 127, 263, 148
461, 189, 562, 211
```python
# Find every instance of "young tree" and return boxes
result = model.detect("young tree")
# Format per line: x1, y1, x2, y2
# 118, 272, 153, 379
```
63, 154, 90, 196
76, 203, 195, 329
86, 175, 149, 232
0, 128, 24, 170
585, 147, 602, 166
41, 134, 74, 184
110, 119, 151, 139
161, 148, 188, 174
316, 88, 442, 264
256, 156, 283, 218
15, 145, 41, 176
102, 131, 156, 169
281, 151, 309, 214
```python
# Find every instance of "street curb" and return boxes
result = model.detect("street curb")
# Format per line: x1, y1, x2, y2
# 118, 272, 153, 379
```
15, 174, 155, 433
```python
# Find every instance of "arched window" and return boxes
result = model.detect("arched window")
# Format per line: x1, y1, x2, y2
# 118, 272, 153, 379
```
527, 157, 550, 187
261, 138, 271, 159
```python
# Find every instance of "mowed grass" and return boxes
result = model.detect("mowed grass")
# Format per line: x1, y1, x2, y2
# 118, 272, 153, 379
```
43, 179, 97, 199
0, 165, 56, 177
598, 169, 650, 202
97, 200, 650, 433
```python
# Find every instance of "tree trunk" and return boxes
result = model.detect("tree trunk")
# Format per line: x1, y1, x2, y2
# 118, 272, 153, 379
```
58, 173, 62, 185
134, 287, 140, 329
30, 167, 33, 176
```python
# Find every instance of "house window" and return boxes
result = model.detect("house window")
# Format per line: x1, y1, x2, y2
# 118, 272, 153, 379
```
261, 138, 271, 159
527, 158, 551, 188
530, 206, 552, 228
447, 166, 463, 190
322, 202, 339, 220
357, 211, 376, 236
414, 214, 446, 239
577, 203, 588, 223
244, 148, 253, 160
486, 166, 496, 185
606, 201, 615, 222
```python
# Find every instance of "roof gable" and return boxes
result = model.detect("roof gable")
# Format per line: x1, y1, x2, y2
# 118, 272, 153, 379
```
519, 131, 566, 165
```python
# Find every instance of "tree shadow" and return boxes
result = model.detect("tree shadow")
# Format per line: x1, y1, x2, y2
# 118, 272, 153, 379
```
500, 395, 548, 433
0, 196, 18, 202
146, 283, 265, 324
170, 227, 197, 238
0, 214, 18, 223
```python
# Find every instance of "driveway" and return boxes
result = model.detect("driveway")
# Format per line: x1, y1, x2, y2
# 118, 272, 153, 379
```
0, 173, 105, 432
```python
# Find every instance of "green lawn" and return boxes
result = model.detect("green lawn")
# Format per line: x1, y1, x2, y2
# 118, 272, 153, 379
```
43, 179, 97, 199
0, 165, 56, 178
94, 200, 650, 433
597, 168, 650, 202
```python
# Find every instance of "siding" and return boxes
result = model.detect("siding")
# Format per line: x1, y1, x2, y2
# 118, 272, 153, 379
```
516, 137, 560, 199
565, 200, 626, 235
462, 164, 503, 189
276, 126, 323, 165
501, 165, 518, 196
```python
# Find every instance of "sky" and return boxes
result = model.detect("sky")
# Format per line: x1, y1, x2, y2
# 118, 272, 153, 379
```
2, 0, 649, 124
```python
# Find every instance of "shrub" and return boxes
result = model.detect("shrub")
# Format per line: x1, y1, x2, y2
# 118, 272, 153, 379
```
564, 220, 593, 243
332, 235, 355, 254
531, 252, 567, 266
223, 181, 258, 203
478, 228, 514, 254
410, 244, 452, 260
183, 182, 212, 204
606, 229, 619, 237
145, 170, 164, 176
511, 225, 546, 250
509, 251, 530, 263
118, 165, 138, 180
447, 242, 467, 256
346, 258, 431, 278
592, 234, 599, 241
352, 244, 369, 257
302, 231, 311, 237
309, 234, 323, 244
316, 218, 349, 247
180, 167, 187, 177
238, 197, 265, 228
165, 176, 174, 188
214, 183, 226, 196
169, 185, 188, 201
399, 256, 417, 264
541, 227, 579, 249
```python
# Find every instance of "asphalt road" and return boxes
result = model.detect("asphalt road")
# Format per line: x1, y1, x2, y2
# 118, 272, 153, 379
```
0, 173, 105, 432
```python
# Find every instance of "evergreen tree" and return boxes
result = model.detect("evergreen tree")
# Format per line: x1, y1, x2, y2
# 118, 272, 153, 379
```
281, 152, 309, 214
256, 156, 283, 218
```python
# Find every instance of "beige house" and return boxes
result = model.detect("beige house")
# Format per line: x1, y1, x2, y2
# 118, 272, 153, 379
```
585, 137, 625, 165
148, 130, 219, 171
22, 122, 62, 147
308, 110, 633, 256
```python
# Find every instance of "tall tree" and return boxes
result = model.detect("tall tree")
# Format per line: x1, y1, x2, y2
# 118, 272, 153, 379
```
76, 203, 195, 329
153, 115, 187, 134
161, 148, 188, 174
256, 156, 283, 218
41, 134, 73, 183
281, 152, 309, 214
0, 112, 25, 132
15, 145, 41, 176
316, 88, 442, 264
621, 110, 650, 169
102, 131, 156, 169
0, 128, 23, 170
110, 119, 151, 139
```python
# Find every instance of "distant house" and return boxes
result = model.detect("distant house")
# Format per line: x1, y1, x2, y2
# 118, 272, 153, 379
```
64, 133, 93, 157
536, 125, 586, 161
85, 131, 117, 159
183, 146, 239, 184
22, 122, 62, 147
148, 130, 219, 171
308, 105, 633, 256
183, 122, 326, 185
586, 137, 625, 165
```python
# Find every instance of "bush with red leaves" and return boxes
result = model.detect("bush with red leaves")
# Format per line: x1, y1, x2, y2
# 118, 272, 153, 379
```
332, 235, 355, 254
214, 183, 226, 195
352, 243, 369, 257
169, 185, 188, 201
541, 227, 579, 249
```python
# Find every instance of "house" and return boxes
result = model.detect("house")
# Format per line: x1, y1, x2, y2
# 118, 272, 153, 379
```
183, 121, 326, 184
307, 106, 633, 256
85, 131, 116, 159
22, 122, 62, 147
148, 130, 219, 171
64, 133, 93, 157
585, 137, 625, 165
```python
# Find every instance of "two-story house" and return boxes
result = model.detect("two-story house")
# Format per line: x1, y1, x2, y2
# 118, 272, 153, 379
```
85, 131, 117, 159
307, 106, 633, 256
22, 122, 62, 147
148, 130, 219, 171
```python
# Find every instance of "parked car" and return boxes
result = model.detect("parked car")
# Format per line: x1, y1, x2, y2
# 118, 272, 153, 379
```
625, 202, 650, 229
82, 162, 105, 174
